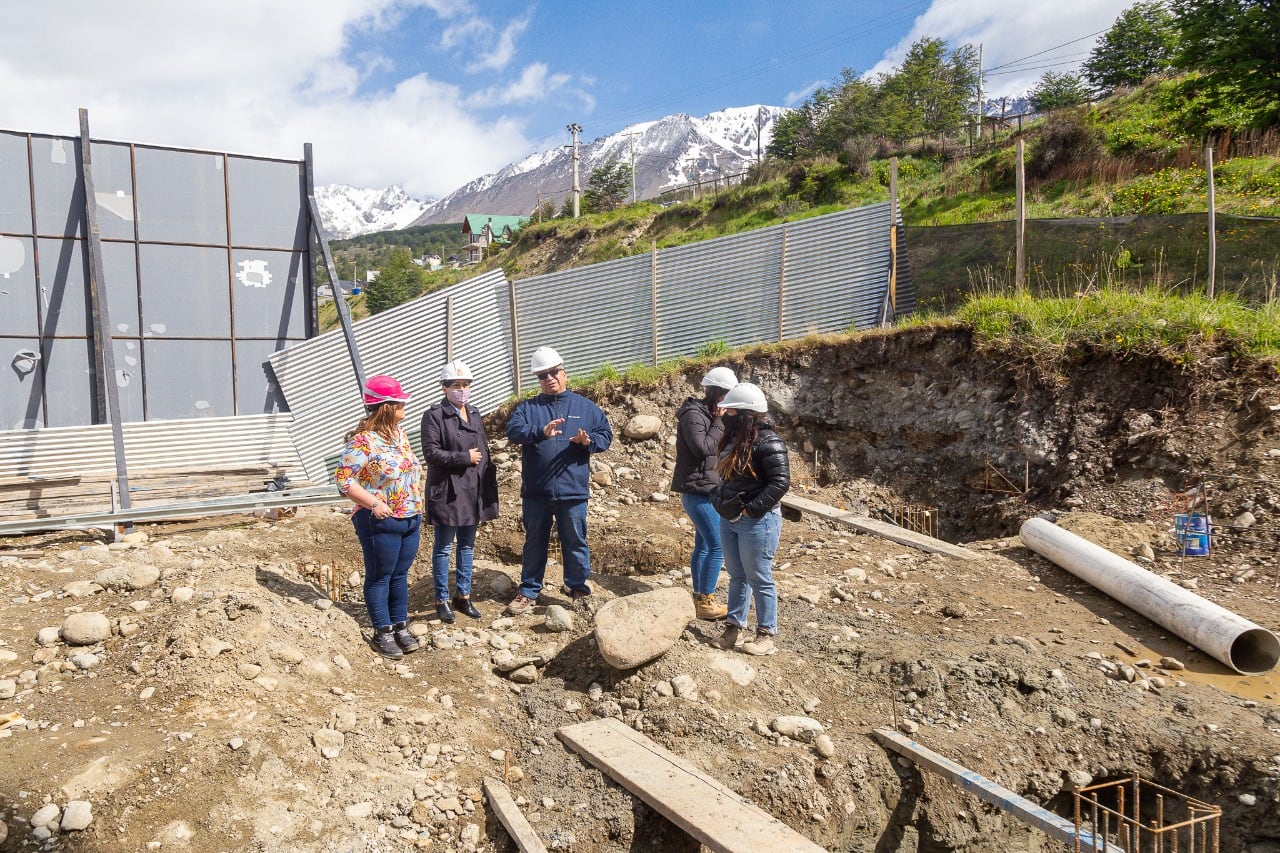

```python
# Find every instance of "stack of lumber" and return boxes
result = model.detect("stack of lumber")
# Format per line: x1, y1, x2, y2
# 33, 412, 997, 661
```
0, 464, 303, 521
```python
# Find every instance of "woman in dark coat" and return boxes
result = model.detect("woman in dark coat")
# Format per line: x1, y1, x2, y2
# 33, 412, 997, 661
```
420, 360, 499, 623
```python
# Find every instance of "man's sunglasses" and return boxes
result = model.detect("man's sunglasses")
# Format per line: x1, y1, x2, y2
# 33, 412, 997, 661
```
536, 367, 563, 381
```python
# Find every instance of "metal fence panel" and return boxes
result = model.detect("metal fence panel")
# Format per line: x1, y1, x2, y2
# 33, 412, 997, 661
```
656, 227, 784, 361
514, 254, 652, 380
782, 203, 894, 338
269, 269, 512, 483
0, 413, 303, 482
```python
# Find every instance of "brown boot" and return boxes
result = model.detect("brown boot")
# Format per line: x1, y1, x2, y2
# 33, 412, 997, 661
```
694, 593, 728, 621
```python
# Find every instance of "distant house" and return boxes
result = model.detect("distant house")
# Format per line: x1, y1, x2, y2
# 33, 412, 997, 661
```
413, 253, 443, 271
461, 214, 528, 264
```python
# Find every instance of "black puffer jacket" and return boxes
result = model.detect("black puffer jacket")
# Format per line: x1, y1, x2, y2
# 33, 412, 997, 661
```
670, 397, 724, 495
711, 423, 790, 519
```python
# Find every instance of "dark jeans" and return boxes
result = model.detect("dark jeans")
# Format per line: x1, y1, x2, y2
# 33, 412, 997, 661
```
519, 498, 589, 598
351, 510, 420, 629
680, 492, 723, 595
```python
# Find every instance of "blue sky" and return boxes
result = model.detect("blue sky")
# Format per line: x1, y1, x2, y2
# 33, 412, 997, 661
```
0, 0, 1131, 199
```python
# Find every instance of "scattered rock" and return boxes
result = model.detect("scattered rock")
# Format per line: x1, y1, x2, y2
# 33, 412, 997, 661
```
313, 728, 345, 759
594, 588, 695, 669
771, 715, 825, 742
60, 800, 93, 831
94, 564, 160, 592
814, 734, 836, 759
622, 414, 662, 440
544, 605, 574, 633
61, 613, 111, 646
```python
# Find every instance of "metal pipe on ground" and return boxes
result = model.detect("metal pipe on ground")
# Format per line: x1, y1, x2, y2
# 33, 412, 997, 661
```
1020, 516, 1280, 675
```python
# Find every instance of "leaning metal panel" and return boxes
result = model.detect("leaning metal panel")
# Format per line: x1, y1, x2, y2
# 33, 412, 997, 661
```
0, 125, 315, 430
515, 253, 652, 377
269, 269, 512, 483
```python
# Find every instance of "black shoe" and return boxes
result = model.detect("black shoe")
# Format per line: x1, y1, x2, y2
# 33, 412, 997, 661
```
435, 600, 455, 624
370, 628, 404, 660
453, 596, 481, 619
392, 622, 420, 653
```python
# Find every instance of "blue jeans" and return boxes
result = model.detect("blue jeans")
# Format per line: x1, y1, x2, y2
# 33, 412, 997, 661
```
720, 510, 781, 634
681, 492, 723, 595
351, 510, 420, 629
432, 524, 476, 602
519, 498, 589, 598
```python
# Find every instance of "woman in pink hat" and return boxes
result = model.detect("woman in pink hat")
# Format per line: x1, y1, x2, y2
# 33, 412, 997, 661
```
335, 374, 425, 660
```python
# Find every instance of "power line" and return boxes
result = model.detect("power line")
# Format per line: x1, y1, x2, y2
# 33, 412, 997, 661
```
982, 30, 1106, 74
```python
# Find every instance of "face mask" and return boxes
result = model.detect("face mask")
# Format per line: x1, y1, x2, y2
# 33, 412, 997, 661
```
720, 412, 743, 433
446, 387, 470, 406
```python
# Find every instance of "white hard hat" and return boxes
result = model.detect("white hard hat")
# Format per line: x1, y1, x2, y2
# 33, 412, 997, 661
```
530, 346, 563, 374
720, 382, 767, 412
439, 360, 474, 382
700, 366, 737, 391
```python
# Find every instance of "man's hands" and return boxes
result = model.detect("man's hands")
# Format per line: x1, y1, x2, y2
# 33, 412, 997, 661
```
570, 428, 591, 446
542, 417, 565, 438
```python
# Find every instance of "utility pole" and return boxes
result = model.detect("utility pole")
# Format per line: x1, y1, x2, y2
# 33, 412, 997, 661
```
567, 122, 582, 218
624, 131, 640, 204
975, 43, 984, 141
756, 107, 765, 164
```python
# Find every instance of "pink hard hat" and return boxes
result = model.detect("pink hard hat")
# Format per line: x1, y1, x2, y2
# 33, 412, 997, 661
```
362, 374, 411, 405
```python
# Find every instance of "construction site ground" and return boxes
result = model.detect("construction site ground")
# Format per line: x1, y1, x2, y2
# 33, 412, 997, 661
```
3, 327, 1280, 852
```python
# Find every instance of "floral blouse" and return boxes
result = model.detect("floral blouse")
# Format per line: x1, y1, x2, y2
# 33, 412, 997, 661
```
334, 428, 424, 518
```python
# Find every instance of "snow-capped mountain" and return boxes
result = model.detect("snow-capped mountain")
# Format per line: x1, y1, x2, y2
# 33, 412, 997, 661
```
409, 105, 790, 226
315, 184, 432, 239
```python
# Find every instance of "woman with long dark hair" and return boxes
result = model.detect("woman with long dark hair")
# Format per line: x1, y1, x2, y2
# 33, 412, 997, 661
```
335, 375, 424, 660
671, 366, 737, 620
710, 382, 790, 656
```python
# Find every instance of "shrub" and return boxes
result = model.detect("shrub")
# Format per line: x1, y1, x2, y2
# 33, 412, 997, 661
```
1028, 111, 1103, 179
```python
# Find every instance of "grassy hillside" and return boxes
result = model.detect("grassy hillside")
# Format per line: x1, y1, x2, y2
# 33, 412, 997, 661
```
321, 80, 1280, 331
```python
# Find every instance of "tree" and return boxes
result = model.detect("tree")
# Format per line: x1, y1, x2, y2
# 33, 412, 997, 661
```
582, 161, 633, 213
531, 198, 556, 222
877, 38, 979, 139
1082, 1, 1178, 94
1169, 0, 1280, 128
363, 248, 424, 314
1029, 71, 1092, 111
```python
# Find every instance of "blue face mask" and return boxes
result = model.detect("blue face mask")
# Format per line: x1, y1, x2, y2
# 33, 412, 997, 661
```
446, 387, 471, 407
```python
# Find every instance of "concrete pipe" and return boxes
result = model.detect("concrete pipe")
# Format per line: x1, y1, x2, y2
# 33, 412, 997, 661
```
1020, 517, 1280, 675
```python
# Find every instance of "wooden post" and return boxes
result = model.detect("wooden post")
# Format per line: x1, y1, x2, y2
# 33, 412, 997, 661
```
651, 240, 659, 367
507, 279, 521, 396
1015, 137, 1026, 291
1206, 147, 1216, 300
777, 228, 788, 342
78, 109, 132, 516
888, 157, 899, 319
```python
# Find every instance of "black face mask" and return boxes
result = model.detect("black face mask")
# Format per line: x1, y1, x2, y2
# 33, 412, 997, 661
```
720, 412, 743, 434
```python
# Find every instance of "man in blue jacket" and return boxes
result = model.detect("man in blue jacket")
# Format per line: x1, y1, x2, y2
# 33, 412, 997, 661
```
505, 346, 613, 615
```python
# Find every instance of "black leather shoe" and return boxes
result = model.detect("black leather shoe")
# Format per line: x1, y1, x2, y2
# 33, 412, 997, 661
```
370, 628, 404, 660
391, 622, 419, 653
453, 596, 481, 619
435, 600, 455, 623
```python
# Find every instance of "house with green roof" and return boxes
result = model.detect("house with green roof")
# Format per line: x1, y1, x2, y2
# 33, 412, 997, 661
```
461, 214, 528, 264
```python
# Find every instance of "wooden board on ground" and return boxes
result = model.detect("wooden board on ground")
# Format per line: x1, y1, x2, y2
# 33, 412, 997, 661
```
483, 777, 548, 853
782, 495, 980, 560
557, 717, 826, 853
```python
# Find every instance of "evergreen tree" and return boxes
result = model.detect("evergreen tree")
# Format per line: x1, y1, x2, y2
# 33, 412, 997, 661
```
1083, 0, 1178, 94
363, 248, 424, 314
879, 39, 979, 139
1029, 71, 1092, 111
583, 161, 633, 212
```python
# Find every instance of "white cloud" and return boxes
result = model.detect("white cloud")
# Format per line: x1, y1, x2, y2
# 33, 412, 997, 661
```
0, 0, 553, 198
467, 63, 572, 107
465, 14, 533, 73
785, 80, 826, 107
868, 0, 1131, 97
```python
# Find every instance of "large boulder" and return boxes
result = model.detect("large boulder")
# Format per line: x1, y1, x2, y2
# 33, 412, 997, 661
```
61, 613, 111, 646
622, 414, 663, 441
94, 564, 160, 592
594, 588, 694, 669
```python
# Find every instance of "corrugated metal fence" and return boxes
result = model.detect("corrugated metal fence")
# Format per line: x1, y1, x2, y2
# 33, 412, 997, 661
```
270, 201, 912, 484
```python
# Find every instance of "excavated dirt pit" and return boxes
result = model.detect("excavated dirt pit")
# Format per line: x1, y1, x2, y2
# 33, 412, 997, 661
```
3, 328, 1280, 852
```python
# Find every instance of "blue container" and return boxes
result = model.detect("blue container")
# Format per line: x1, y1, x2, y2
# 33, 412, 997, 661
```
1175, 513, 1211, 556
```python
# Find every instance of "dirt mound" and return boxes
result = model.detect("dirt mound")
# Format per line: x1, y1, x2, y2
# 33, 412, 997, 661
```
3, 331, 1280, 851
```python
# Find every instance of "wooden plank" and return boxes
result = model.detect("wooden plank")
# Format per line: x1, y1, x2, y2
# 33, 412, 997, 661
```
782, 495, 980, 560
557, 717, 826, 853
873, 729, 1121, 852
483, 777, 548, 853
